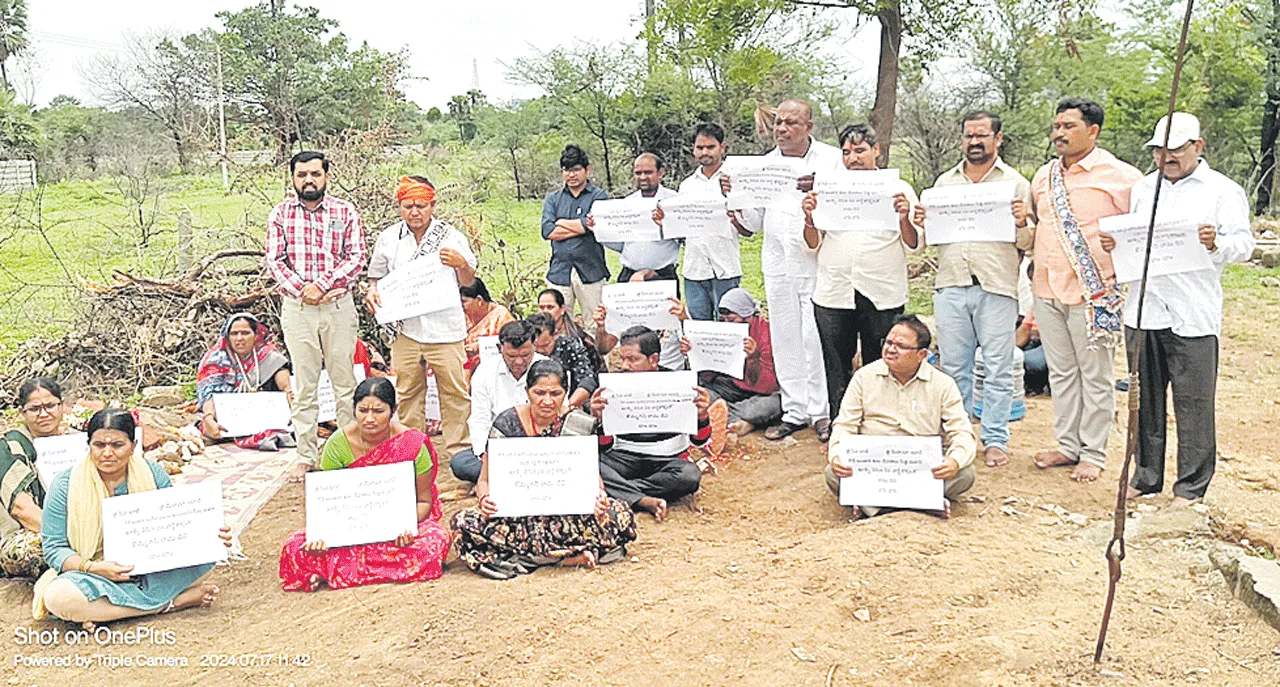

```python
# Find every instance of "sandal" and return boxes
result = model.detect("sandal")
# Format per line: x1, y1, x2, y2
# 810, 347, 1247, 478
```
764, 421, 807, 441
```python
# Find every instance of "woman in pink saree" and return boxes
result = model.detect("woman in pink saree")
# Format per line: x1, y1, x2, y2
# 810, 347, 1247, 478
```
279, 378, 450, 591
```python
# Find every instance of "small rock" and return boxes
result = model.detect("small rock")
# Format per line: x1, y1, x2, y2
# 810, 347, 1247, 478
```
790, 647, 817, 662
1003, 496, 1019, 505
140, 385, 186, 408
1210, 547, 1280, 632
1036, 516, 1059, 526
1066, 513, 1089, 526
1000, 505, 1020, 517
1098, 668, 1124, 678
1261, 276, 1280, 288
853, 608, 871, 622
1261, 247, 1280, 268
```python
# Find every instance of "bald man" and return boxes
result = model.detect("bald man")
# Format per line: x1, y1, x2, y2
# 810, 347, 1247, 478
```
602, 152, 681, 283
720, 99, 844, 441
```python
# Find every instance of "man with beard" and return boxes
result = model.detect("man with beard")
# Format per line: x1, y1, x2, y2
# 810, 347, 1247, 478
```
599, 153, 680, 283
913, 111, 1033, 469
265, 151, 366, 480
719, 99, 844, 441
1028, 98, 1141, 484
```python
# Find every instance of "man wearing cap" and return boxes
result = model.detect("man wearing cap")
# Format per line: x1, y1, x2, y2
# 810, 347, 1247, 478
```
1098, 113, 1254, 506
1028, 98, 1142, 484
913, 111, 1034, 469
366, 176, 477, 463
680, 288, 783, 436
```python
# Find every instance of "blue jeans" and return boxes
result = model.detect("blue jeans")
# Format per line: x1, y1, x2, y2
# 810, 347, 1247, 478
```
934, 285, 1018, 451
450, 448, 482, 483
684, 276, 741, 321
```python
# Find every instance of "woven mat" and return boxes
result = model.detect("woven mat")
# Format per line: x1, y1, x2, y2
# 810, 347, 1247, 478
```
171, 444, 303, 538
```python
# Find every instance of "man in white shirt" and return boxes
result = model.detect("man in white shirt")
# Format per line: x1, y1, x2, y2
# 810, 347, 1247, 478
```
720, 98, 844, 441
664, 122, 746, 320
802, 123, 918, 442
1099, 112, 1254, 506
365, 175, 476, 461
450, 320, 547, 483
602, 153, 680, 283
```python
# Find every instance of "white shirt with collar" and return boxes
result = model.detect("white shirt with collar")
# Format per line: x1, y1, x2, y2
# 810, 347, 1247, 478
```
1124, 160, 1254, 338
678, 166, 742, 281
736, 137, 845, 278
468, 353, 549, 453
604, 187, 680, 271
367, 218, 477, 344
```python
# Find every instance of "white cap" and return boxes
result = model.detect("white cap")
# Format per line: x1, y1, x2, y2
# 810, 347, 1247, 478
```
1146, 112, 1200, 148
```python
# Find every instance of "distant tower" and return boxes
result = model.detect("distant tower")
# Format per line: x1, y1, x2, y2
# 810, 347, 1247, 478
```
471, 59, 480, 92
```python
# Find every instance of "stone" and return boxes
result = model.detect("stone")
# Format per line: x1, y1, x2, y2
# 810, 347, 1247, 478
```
1262, 276, 1280, 288
1210, 546, 1280, 632
140, 385, 186, 408
1066, 513, 1090, 526
1129, 508, 1211, 542
1261, 248, 1280, 269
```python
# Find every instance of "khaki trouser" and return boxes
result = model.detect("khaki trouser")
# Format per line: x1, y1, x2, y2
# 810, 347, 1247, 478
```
391, 335, 470, 459
280, 294, 359, 467
547, 273, 604, 339
1034, 297, 1115, 469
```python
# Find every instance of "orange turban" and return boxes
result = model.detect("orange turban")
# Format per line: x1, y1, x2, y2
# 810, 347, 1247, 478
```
395, 176, 436, 204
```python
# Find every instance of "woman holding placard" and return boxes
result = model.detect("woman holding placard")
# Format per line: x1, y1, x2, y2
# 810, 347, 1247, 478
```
33, 409, 231, 627
461, 276, 516, 373
0, 377, 66, 578
196, 312, 296, 451
451, 359, 636, 580
278, 377, 450, 591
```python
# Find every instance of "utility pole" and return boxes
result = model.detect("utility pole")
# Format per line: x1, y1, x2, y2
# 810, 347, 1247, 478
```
216, 45, 229, 190
645, 0, 656, 75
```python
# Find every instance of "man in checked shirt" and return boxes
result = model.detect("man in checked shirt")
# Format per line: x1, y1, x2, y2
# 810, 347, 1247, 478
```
265, 151, 367, 481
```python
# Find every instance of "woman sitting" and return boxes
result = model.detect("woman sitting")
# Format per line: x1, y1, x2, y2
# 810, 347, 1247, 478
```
527, 313, 597, 411
196, 312, 296, 451
462, 277, 515, 373
1, 377, 66, 578
452, 359, 636, 579
278, 378, 450, 591
34, 409, 230, 627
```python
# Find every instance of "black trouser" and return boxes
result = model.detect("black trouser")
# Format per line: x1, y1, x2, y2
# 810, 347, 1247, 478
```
618, 263, 680, 296
813, 295, 903, 420
598, 448, 701, 507
1124, 327, 1218, 500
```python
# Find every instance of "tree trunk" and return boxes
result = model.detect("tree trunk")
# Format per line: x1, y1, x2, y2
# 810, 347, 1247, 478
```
508, 146, 523, 201
171, 128, 190, 175
1258, 0, 1280, 215
0, 60, 8, 91
869, 2, 903, 168
597, 102, 614, 190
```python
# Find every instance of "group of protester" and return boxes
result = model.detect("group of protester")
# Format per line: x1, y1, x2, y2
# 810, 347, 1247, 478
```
0, 95, 1253, 627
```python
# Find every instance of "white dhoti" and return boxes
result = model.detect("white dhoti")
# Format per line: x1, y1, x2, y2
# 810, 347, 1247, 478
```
765, 273, 828, 425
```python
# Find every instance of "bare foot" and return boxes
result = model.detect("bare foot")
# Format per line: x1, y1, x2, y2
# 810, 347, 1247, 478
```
1034, 450, 1074, 469
1169, 496, 1196, 509
1125, 486, 1144, 500
286, 462, 312, 484
984, 447, 1010, 468
309, 574, 323, 591
559, 551, 597, 569
727, 420, 752, 437
636, 496, 668, 523
172, 582, 221, 611
1070, 462, 1103, 483
81, 621, 96, 631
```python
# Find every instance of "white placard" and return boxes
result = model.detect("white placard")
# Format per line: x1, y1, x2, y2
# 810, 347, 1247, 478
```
683, 320, 749, 379
836, 435, 945, 510
486, 435, 600, 518
810, 168, 902, 233
211, 392, 292, 438
919, 181, 1017, 244
1098, 214, 1214, 283
478, 335, 501, 368
601, 281, 681, 335
659, 193, 734, 239
374, 257, 460, 325
724, 156, 804, 210
33, 432, 88, 489
424, 373, 441, 422
305, 461, 419, 548
589, 197, 662, 243
598, 371, 698, 435
101, 481, 228, 576
316, 370, 336, 423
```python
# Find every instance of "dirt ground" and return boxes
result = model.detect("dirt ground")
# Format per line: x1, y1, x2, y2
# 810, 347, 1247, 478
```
4, 284, 1280, 686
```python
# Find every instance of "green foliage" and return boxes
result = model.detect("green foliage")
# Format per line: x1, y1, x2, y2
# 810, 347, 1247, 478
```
0, 87, 37, 156
0, 0, 27, 88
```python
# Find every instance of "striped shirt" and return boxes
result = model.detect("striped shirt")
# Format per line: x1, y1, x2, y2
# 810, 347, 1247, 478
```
265, 195, 367, 299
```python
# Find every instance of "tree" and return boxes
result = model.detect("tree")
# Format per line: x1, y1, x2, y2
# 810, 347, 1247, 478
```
1254, 0, 1280, 212
447, 89, 486, 142
0, 0, 27, 91
0, 87, 38, 157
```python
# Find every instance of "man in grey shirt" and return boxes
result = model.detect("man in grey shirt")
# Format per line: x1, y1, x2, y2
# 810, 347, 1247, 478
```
542, 144, 612, 337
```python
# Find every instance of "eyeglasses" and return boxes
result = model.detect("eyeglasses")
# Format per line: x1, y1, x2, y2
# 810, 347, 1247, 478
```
23, 402, 60, 416
883, 340, 923, 352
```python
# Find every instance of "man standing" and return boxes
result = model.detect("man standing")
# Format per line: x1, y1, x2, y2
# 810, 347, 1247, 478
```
265, 151, 365, 481
542, 145, 611, 337
826, 316, 977, 519
666, 123, 745, 321
602, 153, 680, 283
720, 99, 844, 441
1101, 113, 1254, 506
450, 321, 546, 484
365, 176, 477, 465
1028, 98, 1142, 483
914, 111, 1034, 468
802, 123, 918, 442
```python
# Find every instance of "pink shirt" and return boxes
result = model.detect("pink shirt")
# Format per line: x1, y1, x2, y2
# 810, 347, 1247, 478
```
1029, 147, 1141, 305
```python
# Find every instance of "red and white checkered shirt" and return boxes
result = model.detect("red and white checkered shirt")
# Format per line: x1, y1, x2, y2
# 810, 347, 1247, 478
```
265, 194, 367, 299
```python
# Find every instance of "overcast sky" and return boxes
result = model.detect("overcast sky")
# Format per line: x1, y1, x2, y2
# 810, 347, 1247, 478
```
18, 0, 879, 110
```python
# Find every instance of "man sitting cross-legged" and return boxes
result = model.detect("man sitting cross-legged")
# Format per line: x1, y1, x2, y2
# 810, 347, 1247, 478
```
826, 315, 977, 519
590, 326, 708, 522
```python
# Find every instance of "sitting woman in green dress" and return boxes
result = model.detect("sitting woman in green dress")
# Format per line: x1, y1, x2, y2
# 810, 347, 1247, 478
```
34, 409, 231, 627
1, 377, 65, 578
452, 359, 637, 579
